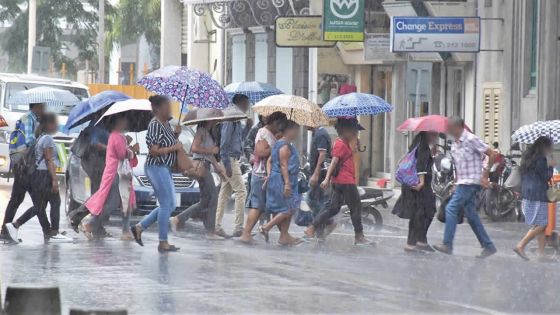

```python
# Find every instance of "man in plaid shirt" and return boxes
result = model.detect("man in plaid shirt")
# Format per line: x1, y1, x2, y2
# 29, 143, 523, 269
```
434, 117, 498, 258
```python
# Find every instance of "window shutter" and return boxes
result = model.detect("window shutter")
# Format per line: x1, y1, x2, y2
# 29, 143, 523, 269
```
482, 83, 502, 144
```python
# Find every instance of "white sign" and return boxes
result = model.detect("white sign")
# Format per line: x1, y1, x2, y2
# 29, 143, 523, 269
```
364, 34, 403, 61
390, 17, 480, 53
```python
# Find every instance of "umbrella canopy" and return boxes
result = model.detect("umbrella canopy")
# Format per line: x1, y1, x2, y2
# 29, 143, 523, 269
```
512, 120, 560, 144
253, 95, 328, 128
224, 81, 283, 103
7, 86, 79, 111
398, 115, 449, 133
182, 107, 247, 126
222, 105, 248, 121
66, 90, 130, 131
95, 99, 153, 132
137, 65, 229, 110
322, 92, 393, 117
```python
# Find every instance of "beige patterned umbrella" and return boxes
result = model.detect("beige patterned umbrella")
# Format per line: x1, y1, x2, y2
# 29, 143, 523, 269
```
252, 95, 328, 128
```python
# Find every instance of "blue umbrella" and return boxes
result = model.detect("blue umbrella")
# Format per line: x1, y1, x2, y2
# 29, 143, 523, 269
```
137, 65, 229, 111
66, 90, 130, 131
7, 86, 79, 112
224, 81, 283, 103
322, 92, 394, 117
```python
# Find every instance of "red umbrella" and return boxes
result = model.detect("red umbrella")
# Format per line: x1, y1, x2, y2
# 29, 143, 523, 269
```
397, 115, 448, 133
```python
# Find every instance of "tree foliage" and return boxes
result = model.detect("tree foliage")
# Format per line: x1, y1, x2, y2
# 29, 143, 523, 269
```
106, 0, 161, 69
0, 0, 103, 76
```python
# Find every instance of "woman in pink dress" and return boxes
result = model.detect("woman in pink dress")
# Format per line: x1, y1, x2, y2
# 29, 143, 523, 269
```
80, 114, 139, 240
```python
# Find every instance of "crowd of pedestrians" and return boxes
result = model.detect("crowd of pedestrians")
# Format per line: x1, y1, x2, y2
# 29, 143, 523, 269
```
1, 94, 558, 262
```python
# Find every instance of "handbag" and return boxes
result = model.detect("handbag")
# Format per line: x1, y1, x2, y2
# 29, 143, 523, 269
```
183, 159, 207, 179
547, 185, 560, 203
436, 194, 465, 224
174, 147, 194, 173
395, 145, 420, 187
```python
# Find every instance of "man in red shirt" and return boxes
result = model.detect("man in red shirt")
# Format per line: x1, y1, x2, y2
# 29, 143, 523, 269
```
304, 118, 374, 246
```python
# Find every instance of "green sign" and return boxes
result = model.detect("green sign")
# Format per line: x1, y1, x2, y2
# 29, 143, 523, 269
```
322, 0, 365, 42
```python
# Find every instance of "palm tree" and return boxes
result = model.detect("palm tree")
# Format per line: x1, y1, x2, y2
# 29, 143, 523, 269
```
0, 0, 102, 76
105, 0, 161, 69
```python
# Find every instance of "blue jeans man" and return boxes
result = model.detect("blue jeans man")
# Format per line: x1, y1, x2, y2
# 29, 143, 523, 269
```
443, 185, 496, 253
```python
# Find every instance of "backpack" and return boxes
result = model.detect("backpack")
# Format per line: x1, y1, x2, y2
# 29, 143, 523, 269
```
11, 135, 44, 180
395, 145, 420, 187
9, 119, 31, 169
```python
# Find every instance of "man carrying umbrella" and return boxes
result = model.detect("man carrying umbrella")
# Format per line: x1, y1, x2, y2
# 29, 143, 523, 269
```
1, 102, 45, 240
215, 94, 250, 238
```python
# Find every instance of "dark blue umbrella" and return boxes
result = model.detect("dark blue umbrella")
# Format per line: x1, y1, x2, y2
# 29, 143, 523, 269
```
65, 90, 130, 131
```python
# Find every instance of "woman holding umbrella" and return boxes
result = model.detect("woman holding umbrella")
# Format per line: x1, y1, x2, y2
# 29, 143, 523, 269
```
169, 108, 228, 240
131, 95, 184, 252
78, 113, 139, 240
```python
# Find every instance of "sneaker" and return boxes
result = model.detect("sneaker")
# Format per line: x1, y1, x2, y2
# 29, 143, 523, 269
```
476, 246, 497, 259
433, 244, 453, 255
354, 237, 376, 246
48, 233, 73, 243
4, 223, 19, 243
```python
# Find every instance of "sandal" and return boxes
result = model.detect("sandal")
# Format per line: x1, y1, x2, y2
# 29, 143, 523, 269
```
158, 244, 180, 252
513, 247, 530, 261
130, 225, 144, 247
258, 226, 269, 243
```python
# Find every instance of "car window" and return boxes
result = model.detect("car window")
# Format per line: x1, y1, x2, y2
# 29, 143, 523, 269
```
4, 82, 88, 115
130, 126, 195, 155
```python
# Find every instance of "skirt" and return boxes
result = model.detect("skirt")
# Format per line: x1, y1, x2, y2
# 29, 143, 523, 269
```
521, 199, 548, 227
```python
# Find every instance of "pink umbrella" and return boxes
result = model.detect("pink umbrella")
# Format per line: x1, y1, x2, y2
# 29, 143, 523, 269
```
398, 115, 471, 133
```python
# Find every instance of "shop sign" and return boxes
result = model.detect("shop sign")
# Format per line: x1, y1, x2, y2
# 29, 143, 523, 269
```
364, 34, 402, 61
275, 16, 336, 47
390, 17, 480, 52
322, 0, 365, 42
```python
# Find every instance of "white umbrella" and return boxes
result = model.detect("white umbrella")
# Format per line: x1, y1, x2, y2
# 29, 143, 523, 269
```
96, 99, 152, 132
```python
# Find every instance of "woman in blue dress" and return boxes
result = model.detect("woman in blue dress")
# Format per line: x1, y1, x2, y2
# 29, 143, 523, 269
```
260, 120, 302, 246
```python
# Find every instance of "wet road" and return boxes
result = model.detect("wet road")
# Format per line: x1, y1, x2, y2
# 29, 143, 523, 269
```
0, 179, 559, 314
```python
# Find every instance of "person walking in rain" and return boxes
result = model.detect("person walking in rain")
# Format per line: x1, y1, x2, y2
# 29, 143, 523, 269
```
1, 102, 44, 240
304, 118, 373, 246
131, 95, 183, 252
170, 110, 227, 240
4, 113, 71, 243
77, 114, 139, 241
239, 112, 287, 244
214, 94, 250, 238
392, 131, 437, 253
258, 120, 302, 246
81, 119, 109, 196
307, 125, 331, 215
514, 136, 555, 261
433, 117, 497, 258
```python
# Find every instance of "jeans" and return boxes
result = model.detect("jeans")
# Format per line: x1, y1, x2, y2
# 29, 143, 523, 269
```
139, 165, 176, 241
443, 184, 495, 250
312, 183, 363, 235
176, 164, 217, 232
215, 158, 246, 232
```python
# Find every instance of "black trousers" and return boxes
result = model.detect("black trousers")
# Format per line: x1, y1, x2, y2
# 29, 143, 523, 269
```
407, 215, 432, 246
82, 157, 104, 195
15, 170, 56, 236
312, 183, 363, 234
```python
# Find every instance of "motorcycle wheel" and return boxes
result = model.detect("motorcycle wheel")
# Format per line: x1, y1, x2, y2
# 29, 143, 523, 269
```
484, 188, 515, 221
362, 206, 383, 230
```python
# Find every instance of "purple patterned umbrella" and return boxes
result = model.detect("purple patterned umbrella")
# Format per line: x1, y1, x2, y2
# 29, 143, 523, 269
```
137, 65, 229, 110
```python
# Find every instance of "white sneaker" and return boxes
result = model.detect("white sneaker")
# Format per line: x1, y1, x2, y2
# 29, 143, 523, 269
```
4, 223, 19, 243
48, 233, 73, 243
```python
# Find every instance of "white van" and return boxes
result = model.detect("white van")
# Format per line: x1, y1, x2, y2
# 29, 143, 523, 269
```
0, 73, 89, 177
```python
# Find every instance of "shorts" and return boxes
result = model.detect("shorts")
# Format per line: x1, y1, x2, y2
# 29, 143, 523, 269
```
246, 174, 266, 211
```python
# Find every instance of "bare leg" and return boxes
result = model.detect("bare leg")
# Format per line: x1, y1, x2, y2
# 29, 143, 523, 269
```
516, 226, 545, 253
262, 213, 288, 232
537, 232, 546, 257
239, 209, 261, 243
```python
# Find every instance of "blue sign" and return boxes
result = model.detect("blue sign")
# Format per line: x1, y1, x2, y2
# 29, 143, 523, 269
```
390, 17, 480, 52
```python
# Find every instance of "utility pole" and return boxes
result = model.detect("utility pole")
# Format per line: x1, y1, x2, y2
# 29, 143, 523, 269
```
98, 0, 105, 83
27, 0, 37, 74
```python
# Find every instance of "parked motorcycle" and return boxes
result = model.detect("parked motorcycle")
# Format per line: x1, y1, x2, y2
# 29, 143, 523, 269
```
341, 187, 394, 231
481, 152, 524, 222
432, 143, 455, 208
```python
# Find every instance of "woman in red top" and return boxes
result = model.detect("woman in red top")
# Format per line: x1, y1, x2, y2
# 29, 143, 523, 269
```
304, 118, 373, 246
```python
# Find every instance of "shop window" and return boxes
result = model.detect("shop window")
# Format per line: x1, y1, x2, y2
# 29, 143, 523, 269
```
276, 47, 293, 94
231, 34, 246, 83
254, 33, 268, 83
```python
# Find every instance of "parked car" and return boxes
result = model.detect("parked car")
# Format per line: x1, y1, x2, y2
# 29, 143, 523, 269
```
65, 125, 219, 216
